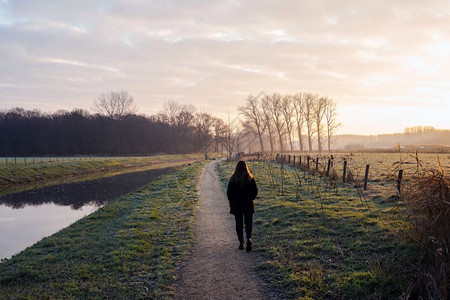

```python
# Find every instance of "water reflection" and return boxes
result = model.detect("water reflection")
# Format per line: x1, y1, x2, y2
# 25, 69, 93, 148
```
0, 167, 172, 260
0, 203, 99, 260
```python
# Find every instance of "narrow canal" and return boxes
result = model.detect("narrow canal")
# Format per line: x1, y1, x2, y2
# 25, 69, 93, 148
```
0, 167, 173, 260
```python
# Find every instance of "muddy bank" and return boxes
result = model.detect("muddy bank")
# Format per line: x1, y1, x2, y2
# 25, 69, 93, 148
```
0, 167, 174, 209
0, 166, 175, 260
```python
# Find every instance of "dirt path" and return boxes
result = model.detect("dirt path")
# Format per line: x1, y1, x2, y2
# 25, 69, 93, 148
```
175, 161, 279, 299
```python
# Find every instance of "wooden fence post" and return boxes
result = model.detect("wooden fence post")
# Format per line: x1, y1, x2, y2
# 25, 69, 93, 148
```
14, 157, 17, 165
326, 159, 331, 176
288, 155, 291, 164
293, 155, 296, 166
299, 156, 302, 168
364, 164, 370, 190
24, 157, 27, 165
343, 159, 347, 183
315, 157, 319, 172
307, 156, 310, 170
276, 153, 279, 161
397, 170, 403, 195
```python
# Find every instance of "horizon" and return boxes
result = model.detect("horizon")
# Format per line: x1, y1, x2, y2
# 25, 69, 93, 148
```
1, 1, 450, 135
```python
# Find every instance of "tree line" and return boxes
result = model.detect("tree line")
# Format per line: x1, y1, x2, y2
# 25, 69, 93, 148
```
239, 92, 339, 153
0, 90, 340, 156
0, 106, 221, 156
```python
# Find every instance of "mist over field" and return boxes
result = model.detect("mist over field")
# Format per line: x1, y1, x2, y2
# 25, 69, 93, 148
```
333, 128, 450, 151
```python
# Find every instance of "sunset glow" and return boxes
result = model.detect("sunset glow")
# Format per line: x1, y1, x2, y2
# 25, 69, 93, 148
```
1, 0, 449, 134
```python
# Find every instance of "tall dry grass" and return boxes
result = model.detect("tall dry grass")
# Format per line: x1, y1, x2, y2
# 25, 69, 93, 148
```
402, 153, 449, 299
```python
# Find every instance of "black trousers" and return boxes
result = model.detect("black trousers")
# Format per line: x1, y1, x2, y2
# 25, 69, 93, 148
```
234, 212, 253, 242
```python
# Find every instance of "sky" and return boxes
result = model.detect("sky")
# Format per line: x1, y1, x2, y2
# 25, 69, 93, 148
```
1, 0, 450, 135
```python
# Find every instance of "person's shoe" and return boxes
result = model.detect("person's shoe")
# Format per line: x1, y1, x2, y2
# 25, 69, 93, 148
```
239, 241, 245, 250
246, 239, 252, 252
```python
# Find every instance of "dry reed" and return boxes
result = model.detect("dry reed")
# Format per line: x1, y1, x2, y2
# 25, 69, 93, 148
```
402, 153, 449, 299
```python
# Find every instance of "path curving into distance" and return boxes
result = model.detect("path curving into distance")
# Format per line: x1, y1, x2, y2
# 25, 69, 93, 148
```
175, 161, 279, 299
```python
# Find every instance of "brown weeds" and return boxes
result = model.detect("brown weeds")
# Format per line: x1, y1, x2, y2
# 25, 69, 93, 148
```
402, 153, 449, 299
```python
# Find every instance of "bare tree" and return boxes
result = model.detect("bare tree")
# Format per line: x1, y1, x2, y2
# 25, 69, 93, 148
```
222, 115, 242, 159
240, 121, 262, 154
313, 96, 328, 153
162, 101, 179, 126
239, 95, 266, 152
94, 90, 137, 119
212, 117, 227, 153
162, 101, 196, 128
194, 112, 215, 159
302, 93, 316, 152
261, 95, 275, 153
159, 101, 196, 152
292, 93, 305, 152
324, 98, 340, 152
268, 93, 285, 152
280, 95, 295, 151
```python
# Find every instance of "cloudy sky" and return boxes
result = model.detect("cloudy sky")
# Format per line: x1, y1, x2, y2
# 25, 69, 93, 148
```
1, 0, 449, 134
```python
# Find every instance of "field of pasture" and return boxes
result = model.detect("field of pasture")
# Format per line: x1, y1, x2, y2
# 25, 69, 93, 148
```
264, 152, 449, 197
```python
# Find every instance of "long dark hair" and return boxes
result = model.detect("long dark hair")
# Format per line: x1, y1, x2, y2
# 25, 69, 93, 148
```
230, 160, 253, 186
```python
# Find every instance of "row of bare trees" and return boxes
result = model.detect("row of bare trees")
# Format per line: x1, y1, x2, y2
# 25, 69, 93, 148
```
92, 92, 238, 157
1, 90, 340, 157
156, 101, 247, 159
239, 93, 340, 153
92, 90, 341, 156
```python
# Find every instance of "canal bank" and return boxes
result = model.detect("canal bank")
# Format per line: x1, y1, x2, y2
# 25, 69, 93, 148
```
0, 166, 174, 260
0, 161, 205, 298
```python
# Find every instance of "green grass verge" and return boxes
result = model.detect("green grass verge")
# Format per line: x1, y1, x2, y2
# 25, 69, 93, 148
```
217, 160, 417, 299
0, 153, 206, 195
0, 161, 206, 299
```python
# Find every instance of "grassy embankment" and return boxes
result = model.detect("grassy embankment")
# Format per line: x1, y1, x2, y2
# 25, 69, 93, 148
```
0, 161, 206, 298
0, 153, 208, 195
217, 160, 417, 299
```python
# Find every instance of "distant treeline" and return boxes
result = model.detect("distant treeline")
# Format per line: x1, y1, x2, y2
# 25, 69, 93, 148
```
0, 107, 220, 156
335, 127, 450, 152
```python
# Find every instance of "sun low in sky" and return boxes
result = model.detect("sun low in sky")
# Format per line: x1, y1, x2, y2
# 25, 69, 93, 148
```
1, 0, 449, 134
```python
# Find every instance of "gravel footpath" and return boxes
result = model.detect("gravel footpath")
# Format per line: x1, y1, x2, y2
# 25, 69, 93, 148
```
175, 161, 280, 300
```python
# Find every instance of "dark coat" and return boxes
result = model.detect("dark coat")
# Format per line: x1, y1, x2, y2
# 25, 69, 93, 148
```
227, 178, 258, 215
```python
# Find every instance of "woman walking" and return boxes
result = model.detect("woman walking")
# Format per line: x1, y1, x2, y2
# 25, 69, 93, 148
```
227, 160, 258, 252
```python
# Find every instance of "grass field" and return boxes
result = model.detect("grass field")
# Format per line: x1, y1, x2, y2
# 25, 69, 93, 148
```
327, 152, 449, 180
218, 159, 418, 299
0, 153, 211, 195
272, 152, 449, 198
0, 161, 206, 298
